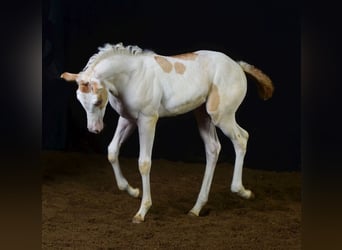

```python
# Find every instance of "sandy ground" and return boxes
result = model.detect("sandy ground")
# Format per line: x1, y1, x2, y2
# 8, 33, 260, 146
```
42, 151, 301, 249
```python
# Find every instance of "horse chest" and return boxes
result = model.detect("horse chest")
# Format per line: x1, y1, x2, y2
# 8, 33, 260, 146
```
108, 94, 137, 120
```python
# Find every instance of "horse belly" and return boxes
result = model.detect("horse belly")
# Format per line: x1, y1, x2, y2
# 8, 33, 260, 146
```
158, 79, 209, 117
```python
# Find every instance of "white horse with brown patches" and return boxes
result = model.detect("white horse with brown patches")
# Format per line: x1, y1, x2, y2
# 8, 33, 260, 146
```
61, 43, 274, 223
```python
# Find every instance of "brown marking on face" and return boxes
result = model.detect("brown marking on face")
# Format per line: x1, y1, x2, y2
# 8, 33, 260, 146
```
91, 82, 101, 93
78, 83, 91, 93
94, 84, 108, 109
171, 53, 198, 60
207, 84, 220, 112
154, 56, 173, 73
174, 62, 186, 74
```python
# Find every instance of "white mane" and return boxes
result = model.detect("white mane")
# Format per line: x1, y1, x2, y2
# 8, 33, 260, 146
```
83, 43, 153, 72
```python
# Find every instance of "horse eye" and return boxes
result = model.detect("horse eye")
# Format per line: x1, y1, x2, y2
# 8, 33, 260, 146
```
94, 100, 102, 106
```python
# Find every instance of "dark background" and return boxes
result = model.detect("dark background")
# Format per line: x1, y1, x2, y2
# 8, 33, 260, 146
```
43, 0, 300, 171
5, 1, 342, 249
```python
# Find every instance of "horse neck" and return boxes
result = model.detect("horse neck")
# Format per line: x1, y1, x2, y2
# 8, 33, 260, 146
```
117, 54, 140, 71
95, 54, 146, 95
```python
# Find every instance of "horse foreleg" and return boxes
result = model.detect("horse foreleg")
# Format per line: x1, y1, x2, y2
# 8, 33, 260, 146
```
189, 108, 221, 216
132, 114, 158, 223
108, 116, 139, 197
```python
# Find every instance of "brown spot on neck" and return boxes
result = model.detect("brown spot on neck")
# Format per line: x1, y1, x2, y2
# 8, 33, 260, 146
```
207, 84, 220, 112
171, 53, 198, 60
174, 62, 186, 74
154, 56, 173, 73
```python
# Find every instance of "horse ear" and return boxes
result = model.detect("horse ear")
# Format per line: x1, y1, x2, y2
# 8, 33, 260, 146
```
60, 72, 78, 82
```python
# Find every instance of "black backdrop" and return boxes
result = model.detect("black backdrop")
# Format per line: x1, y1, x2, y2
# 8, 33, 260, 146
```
43, 0, 300, 171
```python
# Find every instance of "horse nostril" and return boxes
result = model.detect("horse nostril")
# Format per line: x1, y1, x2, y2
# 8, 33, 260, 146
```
94, 129, 100, 134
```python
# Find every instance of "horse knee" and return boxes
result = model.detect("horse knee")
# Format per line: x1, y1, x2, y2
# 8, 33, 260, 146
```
209, 141, 221, 158
235, 129, 248, 152
244, 130, 249, 140
138, 159, 151, 175
236, 139, 247, 154
107, 153, 116, 164
108, 147, 118, 164
238, 127, 249, 141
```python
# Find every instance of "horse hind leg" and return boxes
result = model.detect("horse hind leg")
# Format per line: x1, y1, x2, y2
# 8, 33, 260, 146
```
189, 106, 221, 216
215, 114, 254, 199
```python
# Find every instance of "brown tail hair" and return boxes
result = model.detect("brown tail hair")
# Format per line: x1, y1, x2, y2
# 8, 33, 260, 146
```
237, 61, 274, 100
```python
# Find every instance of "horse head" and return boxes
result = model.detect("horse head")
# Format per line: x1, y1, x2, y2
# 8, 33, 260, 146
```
60, 72, 108, 134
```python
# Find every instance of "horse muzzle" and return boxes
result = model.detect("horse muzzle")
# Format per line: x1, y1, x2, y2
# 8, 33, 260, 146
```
88, 120, 104, 134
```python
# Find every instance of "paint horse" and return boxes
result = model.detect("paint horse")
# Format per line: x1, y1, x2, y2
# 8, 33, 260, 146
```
61, 43, 274, 223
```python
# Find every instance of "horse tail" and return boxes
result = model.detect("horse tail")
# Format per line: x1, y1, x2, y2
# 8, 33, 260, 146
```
237, 61, 274, 100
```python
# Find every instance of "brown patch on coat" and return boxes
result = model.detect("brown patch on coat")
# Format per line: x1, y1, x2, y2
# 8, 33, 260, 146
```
78, 81, 108, 108
154, 56, 173, 73
78, 83, 91, 93
207, 84, 220, 112
91, 82, 100, 93
171, 53, 198, 60
97, 89, 108, 109
174, 62, 186, 74
92, 83, 108, 109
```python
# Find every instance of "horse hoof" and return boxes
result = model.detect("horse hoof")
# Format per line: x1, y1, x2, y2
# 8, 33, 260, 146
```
188, 210, 199, 217
249, 191, 255, 199
129, 188, 140, 198
132, 214, 144, 224
240, 190, 255, 200
233, 188, 255, 200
